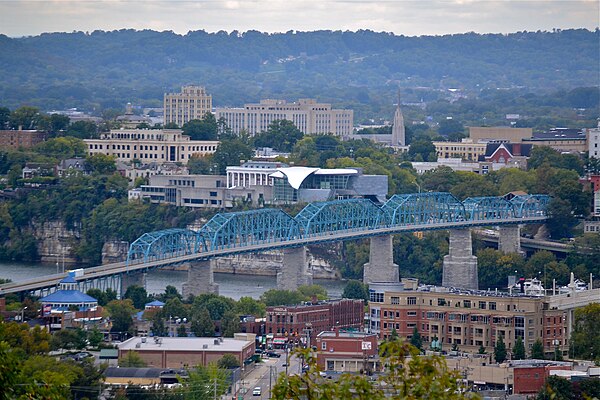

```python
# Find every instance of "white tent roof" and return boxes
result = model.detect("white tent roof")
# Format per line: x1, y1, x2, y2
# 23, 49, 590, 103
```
269, 167, 358, 189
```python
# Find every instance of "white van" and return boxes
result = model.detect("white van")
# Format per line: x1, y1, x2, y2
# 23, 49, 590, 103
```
252, 386, 262, 396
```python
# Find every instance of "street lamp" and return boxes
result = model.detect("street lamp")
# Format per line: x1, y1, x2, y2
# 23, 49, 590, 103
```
20, 306, 28, 323
413, 181, 421, 193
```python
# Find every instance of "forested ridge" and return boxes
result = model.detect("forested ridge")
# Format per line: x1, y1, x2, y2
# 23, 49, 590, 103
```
0, 29, 598, 114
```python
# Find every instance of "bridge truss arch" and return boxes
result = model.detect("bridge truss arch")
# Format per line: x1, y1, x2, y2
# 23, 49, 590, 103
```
510, 195, 551, 218
295, 199, 387, 236
463, 196, 515, 221
127, 228, 200, 265
382, 192, 466, 226
199, 208, 299, 250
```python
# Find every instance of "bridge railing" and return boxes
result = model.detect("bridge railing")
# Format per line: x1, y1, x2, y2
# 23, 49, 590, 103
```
126, 192, 551, 266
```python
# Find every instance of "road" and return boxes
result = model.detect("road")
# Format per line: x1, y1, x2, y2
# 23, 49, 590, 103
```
235, 350, 301, 400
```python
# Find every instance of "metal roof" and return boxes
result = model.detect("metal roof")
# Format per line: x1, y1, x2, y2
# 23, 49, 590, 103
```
40, 290, 98, 304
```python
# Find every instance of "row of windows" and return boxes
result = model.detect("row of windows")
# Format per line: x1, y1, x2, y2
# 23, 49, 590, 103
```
182, 199, 221, 205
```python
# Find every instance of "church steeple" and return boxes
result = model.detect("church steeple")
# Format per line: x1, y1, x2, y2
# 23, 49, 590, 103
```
391, 89, 406, 146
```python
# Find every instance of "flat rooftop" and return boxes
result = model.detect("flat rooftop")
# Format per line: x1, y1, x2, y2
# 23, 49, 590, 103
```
119, 337, 251, 353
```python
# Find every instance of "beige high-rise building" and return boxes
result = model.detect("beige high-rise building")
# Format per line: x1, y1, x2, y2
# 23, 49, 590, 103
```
215, 99, 353, 137
164, 86, 213, 127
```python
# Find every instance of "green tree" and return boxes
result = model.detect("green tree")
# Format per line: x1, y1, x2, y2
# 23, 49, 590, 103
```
106, 299, 136, 335
151, 315, 168, 337
536, 375, 573, 400
190, 307, 215, 337
221, 310, 240, 337
9, 106, 42, 130
297, 284, 327, 300
183, 363, 231, 400
438, 118, 465, 137
85, 153, 116, 174
478, 345, 487, 354
87, 327, 104, 348
217, 354, 240, 369
177, 324, 187, 337
66, 120, 98, 139
35, 136, 87, 159
0, 107, 10, 129
187, 155, 213, 174
162, 297, 188, 320
260, 289, 306, 306
410, 327, 422, 350
408, 138, 437, 162
342, 280, 369, 302
531, 339, 545, 360
119, 351, 147, 367
569, 303, 600, 361
273, 341, 466, 400
513, 337, 526, 360
494, 334, 507, 363
123, 285, 148, 310
253, 119, 304, 152
182, 113, 218, 140
211, 137, 254, 174
235, 296, 266, 317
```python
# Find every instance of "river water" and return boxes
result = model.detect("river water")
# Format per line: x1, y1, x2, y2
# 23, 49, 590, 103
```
0, 261, 346, 300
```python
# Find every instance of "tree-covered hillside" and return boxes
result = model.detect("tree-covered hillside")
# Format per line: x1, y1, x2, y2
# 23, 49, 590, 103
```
0, 29, 597, 113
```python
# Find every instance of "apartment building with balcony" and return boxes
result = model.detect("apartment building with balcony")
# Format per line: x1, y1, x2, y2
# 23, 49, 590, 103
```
368, 282, 599, 358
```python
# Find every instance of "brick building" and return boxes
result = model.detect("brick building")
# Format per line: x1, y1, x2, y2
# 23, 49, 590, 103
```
0, 130, 46, 150
368, 282, 599, 357
266, 299, 364, 345
315, 330, 379, 373
118, 334, 255, 369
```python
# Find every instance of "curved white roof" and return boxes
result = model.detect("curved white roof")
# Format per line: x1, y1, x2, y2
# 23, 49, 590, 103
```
269, 167, 358, 190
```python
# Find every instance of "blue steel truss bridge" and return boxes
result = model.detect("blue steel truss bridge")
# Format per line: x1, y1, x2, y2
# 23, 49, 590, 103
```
0, 192, 550, 297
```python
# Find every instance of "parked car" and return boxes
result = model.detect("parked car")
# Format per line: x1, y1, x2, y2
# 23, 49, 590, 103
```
252, 386, 262, 396
266, 352, 280, 358
74, 352, 93, 361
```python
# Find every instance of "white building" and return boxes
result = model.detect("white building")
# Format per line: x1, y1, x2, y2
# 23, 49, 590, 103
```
226, 161, 288, 189
215, 99, 353, 137
84, 129, 218, 164
164, 85, 213, 127
587, 120, 600, 159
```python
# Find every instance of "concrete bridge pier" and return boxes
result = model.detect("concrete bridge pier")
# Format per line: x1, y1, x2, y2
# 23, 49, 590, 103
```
442, 229, 478, 290
498, 225, 522, 254
363, 235, 399, 284
277, 246, 312, 291
120, 271, 147, 297
182, 260, 219, 298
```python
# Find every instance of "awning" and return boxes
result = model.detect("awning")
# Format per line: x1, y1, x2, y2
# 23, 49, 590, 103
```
273, 338, 287, 344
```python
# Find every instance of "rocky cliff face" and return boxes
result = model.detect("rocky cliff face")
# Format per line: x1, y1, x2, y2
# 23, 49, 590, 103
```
102, 241, 130, 264
32, 221, 80, 264
213, 249, 339, 279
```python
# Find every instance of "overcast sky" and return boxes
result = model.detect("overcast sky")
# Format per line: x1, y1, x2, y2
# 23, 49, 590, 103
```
0, 0, 598, 38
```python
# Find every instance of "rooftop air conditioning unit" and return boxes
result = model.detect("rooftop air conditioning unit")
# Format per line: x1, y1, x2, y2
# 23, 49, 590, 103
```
203, 344, 208, 349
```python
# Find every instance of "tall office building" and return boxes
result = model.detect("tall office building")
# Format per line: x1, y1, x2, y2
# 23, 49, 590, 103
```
164, 86, 213, 127
215, 99, 353, 137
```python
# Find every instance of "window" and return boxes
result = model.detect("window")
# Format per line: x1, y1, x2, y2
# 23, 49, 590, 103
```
407, 311, 417, 317
321, 341, 327, 350
479, 301, 486, 310
370, 292, 384, 303
489, 302, 496, 310
463, 300, 471, 308
407, 297, 417, 305
391, 296, 400, 305
438, 298, 446, 306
